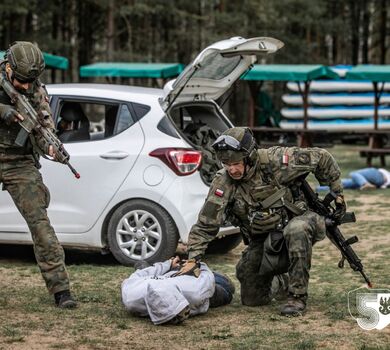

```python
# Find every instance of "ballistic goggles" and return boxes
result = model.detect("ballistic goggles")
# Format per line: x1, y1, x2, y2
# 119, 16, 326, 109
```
212, 135, 248, 152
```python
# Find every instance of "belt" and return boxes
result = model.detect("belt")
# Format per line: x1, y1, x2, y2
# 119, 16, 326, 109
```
0, 147, 30, 156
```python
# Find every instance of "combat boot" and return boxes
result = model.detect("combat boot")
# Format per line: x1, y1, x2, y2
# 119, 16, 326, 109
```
54, 290, 77, 309
280, 294, 306, 316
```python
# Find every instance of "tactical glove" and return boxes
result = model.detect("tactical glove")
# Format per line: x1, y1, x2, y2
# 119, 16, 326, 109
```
2, 108, 19, 125
333, 195, 346, 224
172, 258, 201, 278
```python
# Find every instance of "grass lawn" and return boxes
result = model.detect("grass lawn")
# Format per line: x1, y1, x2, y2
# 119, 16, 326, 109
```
1, 145, 390, 350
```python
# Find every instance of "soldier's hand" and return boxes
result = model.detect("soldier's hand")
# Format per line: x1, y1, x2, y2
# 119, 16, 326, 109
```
3, 108, 23, 125
333, 195, 346, 224
48, 145, 56, 159
171, 258, 201, 278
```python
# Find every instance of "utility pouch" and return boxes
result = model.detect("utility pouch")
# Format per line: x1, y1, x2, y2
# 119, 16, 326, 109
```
250, 210, 282, 235
258, 231, 289, 276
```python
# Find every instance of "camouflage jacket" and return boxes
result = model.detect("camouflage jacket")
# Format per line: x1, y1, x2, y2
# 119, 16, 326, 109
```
187, 146, 343, 259
0, 61, 55, 153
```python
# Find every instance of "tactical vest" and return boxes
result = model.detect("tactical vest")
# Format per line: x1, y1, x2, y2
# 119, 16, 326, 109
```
0, 67, 40, 151
0, 89, 23, 148
227, 149, 304, 238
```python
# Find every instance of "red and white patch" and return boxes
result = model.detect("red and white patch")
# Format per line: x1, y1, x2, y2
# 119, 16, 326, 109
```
282, 154, 289, 165
214, 189, 224, 197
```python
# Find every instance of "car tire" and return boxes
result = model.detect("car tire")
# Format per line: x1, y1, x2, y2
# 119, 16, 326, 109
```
206, 233, 242, 255
107, 199, 179, 266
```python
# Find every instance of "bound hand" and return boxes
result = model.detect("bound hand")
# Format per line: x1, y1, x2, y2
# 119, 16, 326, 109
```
170, 256, 181, 270
172, 258, 201, 278
333, 195, 346, 224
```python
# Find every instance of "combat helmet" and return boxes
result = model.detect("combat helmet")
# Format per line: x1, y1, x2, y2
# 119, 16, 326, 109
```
212, 127, 258, 165
5, 41, 45, 83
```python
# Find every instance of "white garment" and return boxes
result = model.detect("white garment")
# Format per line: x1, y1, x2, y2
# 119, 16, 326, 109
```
121, 260, 215, 325
378, 168, 390, 188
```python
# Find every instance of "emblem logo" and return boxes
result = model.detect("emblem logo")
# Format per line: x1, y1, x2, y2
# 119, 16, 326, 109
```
348, 287, 390, 330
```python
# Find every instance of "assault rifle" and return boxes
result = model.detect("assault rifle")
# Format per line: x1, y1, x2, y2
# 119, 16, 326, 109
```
0, 72, 80, 179
300, 178, 372, 288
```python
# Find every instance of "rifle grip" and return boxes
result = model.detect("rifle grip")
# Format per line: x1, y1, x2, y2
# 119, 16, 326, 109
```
15, 129, 29, 147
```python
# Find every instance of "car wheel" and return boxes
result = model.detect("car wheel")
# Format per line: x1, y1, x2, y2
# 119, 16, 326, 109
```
206, 233, 242, 255
107, 199, 179, 266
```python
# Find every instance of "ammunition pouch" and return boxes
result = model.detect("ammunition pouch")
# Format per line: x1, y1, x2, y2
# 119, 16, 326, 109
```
250, 210, 282, 235
258, 231, 289, 277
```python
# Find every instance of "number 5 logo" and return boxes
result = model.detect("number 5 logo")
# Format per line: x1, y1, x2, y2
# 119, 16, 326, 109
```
348, 288, 390, 330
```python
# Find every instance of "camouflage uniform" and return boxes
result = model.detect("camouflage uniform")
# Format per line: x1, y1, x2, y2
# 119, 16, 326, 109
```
188, 145, 342, 306
0, 61, 70, 295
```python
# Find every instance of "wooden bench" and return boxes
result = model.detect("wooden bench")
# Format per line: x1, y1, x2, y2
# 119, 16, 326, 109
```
359, 148, 390, 167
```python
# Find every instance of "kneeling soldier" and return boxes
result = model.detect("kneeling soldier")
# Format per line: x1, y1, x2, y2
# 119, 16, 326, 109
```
179, 127, 345, 316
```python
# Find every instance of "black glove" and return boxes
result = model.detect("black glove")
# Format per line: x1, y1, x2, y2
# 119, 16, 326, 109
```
333, 195, 346, 224
2, 108, 19, 125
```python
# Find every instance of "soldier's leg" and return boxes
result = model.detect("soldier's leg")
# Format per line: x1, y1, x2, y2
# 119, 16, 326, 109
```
284, 211, 326, 295
236, 239, 273, 306
3, 158, 70, 294
283, 210, 326, 296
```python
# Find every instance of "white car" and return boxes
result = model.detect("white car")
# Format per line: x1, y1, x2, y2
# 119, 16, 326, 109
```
0, 36, 283, 265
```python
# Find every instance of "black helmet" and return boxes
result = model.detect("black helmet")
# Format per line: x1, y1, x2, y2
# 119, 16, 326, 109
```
6, 41, 45, 83
212, 127, 257, 164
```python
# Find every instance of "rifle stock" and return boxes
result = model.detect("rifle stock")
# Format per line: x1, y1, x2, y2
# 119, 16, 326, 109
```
300, 179, 372, 288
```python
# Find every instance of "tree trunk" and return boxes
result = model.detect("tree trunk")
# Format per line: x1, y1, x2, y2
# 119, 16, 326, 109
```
107, 0, 115, 61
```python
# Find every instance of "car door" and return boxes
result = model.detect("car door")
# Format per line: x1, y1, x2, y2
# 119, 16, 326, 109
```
0, 97, 145, 234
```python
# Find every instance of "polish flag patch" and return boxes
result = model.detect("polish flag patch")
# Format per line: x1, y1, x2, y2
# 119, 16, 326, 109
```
214, 189, 224, 197
282, 154, 289, 165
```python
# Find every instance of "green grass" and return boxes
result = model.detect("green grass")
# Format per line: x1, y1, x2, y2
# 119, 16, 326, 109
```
1, 145, 390, 349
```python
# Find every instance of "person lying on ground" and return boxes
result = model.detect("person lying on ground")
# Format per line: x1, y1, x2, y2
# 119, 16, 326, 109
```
121, 257, 235, 325
317, 167, 390, 191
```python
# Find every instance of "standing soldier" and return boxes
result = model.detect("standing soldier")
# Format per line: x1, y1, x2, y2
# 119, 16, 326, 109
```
0, 42, 76, 308
178, 127, 346, 316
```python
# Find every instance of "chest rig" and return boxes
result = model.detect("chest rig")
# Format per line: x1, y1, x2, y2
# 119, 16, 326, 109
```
227, 149, 305, 240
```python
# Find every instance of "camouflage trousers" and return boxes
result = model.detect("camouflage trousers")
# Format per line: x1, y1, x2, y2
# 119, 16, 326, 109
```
236, 210, 326, 306
0, 155, 70, 294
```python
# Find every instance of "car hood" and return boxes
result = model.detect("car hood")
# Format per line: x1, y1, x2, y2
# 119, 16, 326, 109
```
161, 36, 284, 111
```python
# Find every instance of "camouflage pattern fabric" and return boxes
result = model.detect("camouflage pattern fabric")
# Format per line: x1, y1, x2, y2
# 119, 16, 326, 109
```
0, 62, 69, 295
0, 156, 70, 294
0, 61, 55, 152
187, 145, 342, 303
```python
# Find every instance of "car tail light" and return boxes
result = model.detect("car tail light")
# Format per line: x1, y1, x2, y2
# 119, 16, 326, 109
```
149, 148, 202, 176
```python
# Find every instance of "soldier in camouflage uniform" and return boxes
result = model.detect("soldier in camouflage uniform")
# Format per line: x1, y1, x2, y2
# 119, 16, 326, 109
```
180, 127, 346, 316
0, 42, 76, 308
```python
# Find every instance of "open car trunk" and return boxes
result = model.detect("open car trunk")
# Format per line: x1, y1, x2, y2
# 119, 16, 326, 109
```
167, 101, 231, 185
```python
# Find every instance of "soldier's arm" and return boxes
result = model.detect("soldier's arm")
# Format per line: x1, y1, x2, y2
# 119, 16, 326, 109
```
268, 146, 343, 194
0, 91, 13, 121
187, 172, 231, 259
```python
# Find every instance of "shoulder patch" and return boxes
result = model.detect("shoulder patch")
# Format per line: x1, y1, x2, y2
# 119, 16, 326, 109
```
214, 189, 224, 197
294, 151, 311, 165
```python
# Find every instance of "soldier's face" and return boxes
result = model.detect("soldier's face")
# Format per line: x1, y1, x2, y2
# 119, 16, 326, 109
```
6, 65, 32, 92
223, 160, 246, 180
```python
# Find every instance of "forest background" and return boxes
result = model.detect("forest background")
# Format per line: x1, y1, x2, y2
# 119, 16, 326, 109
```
1, 0, 389, 125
